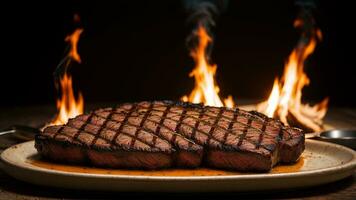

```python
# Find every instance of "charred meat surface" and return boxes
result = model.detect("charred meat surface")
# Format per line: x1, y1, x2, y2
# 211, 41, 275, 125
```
35, 101, 305, 171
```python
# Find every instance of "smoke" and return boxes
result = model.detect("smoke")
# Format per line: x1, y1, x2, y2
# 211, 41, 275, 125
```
53, 14, 83, 90
294, 0, 319, 47
183, 0, 229, 59
53, 14, 82, 80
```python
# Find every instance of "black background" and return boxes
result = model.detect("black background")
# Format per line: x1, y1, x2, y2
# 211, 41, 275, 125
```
0, 0, 355, 108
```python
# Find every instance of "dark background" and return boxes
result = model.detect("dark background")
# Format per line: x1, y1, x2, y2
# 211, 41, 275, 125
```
1, 0, 354, 108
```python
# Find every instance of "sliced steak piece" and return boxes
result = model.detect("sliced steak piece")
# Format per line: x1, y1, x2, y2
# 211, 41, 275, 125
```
36, 101, 203, 170
112, 101, 304, 171
36, 101, 304, 172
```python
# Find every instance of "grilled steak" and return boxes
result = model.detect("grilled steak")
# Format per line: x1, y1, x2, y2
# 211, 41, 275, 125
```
35, 101, 305, 171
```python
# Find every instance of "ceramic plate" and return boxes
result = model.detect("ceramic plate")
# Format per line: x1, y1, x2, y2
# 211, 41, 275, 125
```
1, 140, 355, 192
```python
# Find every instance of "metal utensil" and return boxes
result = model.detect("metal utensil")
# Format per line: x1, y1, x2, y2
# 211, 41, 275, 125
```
0, 125, 40, 140
308, 130, 356, 150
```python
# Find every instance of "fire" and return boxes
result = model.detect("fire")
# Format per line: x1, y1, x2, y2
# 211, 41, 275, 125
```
52, 74, 84, 125
182, 25, 235, 108
264, 78, 280, 118
257, 19, 328, 132
65, 29, 83, 63
49, 28, 84, 126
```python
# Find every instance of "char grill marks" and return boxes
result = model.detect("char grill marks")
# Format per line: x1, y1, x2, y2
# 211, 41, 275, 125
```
37, 101, 305, 171
112, 101, 290, 154
42, 100, 297, 153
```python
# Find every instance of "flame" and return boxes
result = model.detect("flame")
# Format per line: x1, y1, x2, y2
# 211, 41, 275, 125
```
65, 28, 83, 63
224, 95, 235, 108
257, 20, 328, 132
52, 74, 84, 125
182, 25, 235, 108
264, 78, 280, 117
49, 28, 84, 126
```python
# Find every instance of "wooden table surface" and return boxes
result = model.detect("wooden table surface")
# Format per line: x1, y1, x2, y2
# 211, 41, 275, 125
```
0, 104, 355, 200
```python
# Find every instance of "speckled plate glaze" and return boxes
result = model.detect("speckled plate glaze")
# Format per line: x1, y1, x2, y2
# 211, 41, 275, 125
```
1, 140, 355, 192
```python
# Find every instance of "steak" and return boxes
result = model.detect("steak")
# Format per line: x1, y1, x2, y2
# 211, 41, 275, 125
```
35, 101, 305, 172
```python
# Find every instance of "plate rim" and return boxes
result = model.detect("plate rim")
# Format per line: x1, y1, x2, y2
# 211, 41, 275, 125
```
1, 139, 356, 181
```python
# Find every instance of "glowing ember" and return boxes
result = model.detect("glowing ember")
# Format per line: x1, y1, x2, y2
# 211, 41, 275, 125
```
182, 25, 235, 108
48, 28, 84, 126
257, 19, 328, 132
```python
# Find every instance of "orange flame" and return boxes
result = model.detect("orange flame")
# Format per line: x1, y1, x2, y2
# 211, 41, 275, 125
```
182, 25, 235, 108
52, 74, 84, 125
264, 78, 280, 117
49, 28, 84, 126
65, 28, 83, 63
257, 20, 328, 132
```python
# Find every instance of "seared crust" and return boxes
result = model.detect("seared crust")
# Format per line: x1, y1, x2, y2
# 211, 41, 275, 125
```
36, 100, 304, 171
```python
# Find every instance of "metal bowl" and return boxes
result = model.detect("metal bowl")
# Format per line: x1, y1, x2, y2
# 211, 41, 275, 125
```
315, 130, 356, 150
